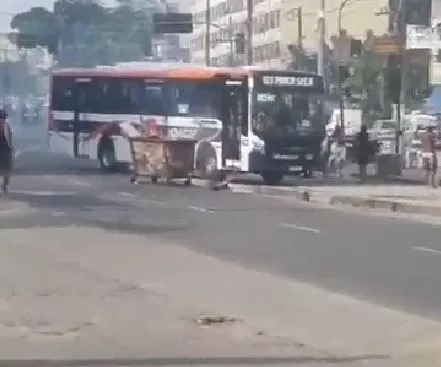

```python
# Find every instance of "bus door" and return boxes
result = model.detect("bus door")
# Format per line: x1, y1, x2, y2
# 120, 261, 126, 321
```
73, 77, 91, 158
222, 80, 247, 169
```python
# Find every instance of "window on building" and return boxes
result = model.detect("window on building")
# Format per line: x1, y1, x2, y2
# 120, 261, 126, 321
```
275, 9, 280, 27
269, 11, 275, 29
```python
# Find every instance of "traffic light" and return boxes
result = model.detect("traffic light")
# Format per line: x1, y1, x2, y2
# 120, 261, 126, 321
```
153, 13, 193, 34
235, 33, 245, 54
142, 37, 152, 56
338, 65, 349, 84
387, 55, 401, 104
350, 39, 362, 57
16, 33, 37, 49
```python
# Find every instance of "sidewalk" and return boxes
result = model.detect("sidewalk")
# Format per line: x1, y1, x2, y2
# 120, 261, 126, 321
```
3, 226, 441, 366
215, 181, 441, 217
0, 226, 342, 364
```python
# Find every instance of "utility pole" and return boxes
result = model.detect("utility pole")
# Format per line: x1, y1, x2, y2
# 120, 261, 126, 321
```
246, 0, 253, 65
228, 17, 234, 66
297, 7, 303, 48
205, 0, 211, 66
394, 0, 405, 154
317, 0, 326, 88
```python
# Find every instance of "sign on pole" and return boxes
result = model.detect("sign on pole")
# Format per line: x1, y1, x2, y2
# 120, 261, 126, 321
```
406, 24, 441, 49
153, 13, 193, 34
373, 35, 401, 55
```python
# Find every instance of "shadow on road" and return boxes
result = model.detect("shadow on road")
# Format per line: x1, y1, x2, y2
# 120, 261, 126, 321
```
1, 192, 192, 236
0, 355, 389, 366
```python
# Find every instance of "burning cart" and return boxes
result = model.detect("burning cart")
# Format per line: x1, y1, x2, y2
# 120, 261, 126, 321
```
129, 136, 197, 185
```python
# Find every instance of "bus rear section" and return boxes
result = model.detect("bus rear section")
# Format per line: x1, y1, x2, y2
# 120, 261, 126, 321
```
49, 71, 146, 170
48, 69, 226, 173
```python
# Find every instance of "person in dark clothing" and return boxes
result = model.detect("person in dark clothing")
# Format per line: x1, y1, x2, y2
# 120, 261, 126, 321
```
355, 124, 370, 183
0, 109, 13, 193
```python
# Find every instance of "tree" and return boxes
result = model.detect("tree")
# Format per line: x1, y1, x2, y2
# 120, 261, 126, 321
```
10, 0, 154, 66
342, 49, 383, 122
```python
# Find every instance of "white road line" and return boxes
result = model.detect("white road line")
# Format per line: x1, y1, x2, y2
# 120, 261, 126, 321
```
14, 145, 43, 158
0, 208, 25, 216
118, 191, 136, 197
51, 211, 67, 217
10, 190, 76, 196
189, 206, 214, 213
413, 246, 441, 255
71, 179, 90, 187
280, 223, 321, 234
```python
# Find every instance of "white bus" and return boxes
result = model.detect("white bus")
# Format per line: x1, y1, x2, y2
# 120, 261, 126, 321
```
48, 65, 325, 184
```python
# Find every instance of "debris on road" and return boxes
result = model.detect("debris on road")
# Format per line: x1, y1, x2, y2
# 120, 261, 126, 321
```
195, 314, 242, 326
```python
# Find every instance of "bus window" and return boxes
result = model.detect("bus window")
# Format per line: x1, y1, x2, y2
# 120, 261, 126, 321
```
52, 76, 75, 111
167, 82, 222, 119
142, 83, 165, 115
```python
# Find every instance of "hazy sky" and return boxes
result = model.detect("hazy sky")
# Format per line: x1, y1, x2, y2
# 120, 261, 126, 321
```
1, 0, 115, 31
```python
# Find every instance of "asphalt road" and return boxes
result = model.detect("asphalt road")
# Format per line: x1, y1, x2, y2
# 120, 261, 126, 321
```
4, 127, 441, 367
6, 133, 441, 322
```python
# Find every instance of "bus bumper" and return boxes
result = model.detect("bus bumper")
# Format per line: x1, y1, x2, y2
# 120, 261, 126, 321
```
248, 151, 319, 174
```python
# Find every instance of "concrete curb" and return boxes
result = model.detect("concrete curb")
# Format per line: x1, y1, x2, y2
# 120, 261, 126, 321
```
329, 196, 441, 216
192, 179, 313, 202
192, 179, 441, 217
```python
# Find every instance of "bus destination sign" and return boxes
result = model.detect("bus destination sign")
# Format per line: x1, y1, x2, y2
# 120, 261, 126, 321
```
260, 75, 316, 87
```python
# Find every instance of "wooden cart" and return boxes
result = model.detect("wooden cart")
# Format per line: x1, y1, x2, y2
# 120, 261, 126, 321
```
129, 136, 197, 185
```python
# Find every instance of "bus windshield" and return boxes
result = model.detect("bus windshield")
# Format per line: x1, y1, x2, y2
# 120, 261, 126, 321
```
251, 73, 324, 140
252, 89, 323, 139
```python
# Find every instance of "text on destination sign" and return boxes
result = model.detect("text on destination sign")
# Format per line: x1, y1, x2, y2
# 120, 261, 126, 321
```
262, 76, 315, 86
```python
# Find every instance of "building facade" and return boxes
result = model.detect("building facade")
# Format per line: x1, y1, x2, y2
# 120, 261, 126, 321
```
189, 0, 284, 67
279, 0, 390, 57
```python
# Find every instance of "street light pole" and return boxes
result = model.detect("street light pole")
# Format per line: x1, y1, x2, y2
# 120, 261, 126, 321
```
317, 1, 325, 80
337, 0, 352, 128
197, 21, 235, 66
246, 0, 253, 65
205, 0, 211, 66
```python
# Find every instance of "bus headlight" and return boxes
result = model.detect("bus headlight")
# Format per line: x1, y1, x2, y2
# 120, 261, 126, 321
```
306, 153, 314, 160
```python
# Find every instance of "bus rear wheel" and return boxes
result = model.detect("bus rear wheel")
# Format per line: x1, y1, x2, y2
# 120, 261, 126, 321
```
261, 172, 283, 185
98, 138, 117, 172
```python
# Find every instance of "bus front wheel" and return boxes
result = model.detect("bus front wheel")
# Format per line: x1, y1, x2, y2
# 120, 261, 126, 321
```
261, 172, 283, 185
98, 138, 117, 172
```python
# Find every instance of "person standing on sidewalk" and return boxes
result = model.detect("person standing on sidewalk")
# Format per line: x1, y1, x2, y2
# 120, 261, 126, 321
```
326, 124, 346, 178
355, 125, 370, 183
421, 125, 437, 188
0, 109, 13, 193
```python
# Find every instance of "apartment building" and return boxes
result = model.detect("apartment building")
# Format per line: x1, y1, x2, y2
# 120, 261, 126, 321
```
190, 0, 284, 67
279, 0, 391, 56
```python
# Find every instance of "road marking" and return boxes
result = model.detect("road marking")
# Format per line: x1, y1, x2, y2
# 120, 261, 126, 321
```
51, 211, 67, 217
280, 223, 321, 234
14, 145, 43, 158
118, 191, 136, 197
413, 246, 441, 255
0, 208, 26, 216
10, 190, 76, 196
189, 206, 215, 213
71, 179, 90, 187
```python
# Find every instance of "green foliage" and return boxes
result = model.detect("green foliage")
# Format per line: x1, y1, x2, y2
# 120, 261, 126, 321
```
343, 51, 382, 93
10, 0, 154, 66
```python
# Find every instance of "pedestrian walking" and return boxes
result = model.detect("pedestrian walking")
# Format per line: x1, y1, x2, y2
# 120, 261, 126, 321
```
0, 109, 13, 193
355, 125, 370, 183
421, 125, 438, 188
326, 124, 346, 178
